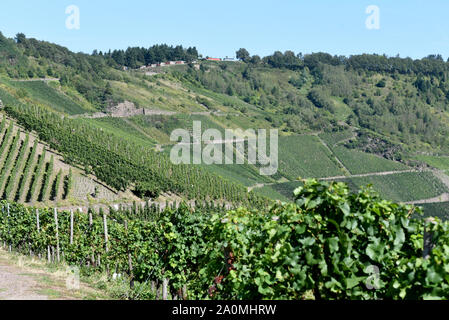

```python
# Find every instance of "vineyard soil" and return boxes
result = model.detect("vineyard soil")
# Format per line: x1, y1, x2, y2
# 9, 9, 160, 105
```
0, 249, 110, 300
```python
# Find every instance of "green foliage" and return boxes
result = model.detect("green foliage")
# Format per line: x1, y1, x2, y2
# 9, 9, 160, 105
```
415, 155, 449, 170
63, 168, 73, 200
39, 155, 53, 201
4, 133, 29, 200
319, 129, 354, 147
236, 48, 250, 63
338, 172, 448, 203
134, 181, 160, 199
307, 88, 336, 113
3, 180, 449, 299
376, 79, 386, 88
51, 169, 62, 201
0, 121, 13, 163
254, 184, 290, 202
8, 81, 86, 115
195, 96, 214, 110
196, 180, 449, 299
15, 140, 38, 201
278, 135, 345, 179
419, 202, 449, 221
27, 148, 46, 202
267, 181, 304, 200
0, 130, 20, 193
332, 146, 408, 174
3, 100, 264, 207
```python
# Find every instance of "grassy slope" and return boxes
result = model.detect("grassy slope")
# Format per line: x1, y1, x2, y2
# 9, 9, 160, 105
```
2, 79, 87, 115
278, 135, 345, 179
266, 171, 448, 203
332, 146, 409, 175
414, 155, 449, 170
337, 171, 448, 203
418, 202, 449, 220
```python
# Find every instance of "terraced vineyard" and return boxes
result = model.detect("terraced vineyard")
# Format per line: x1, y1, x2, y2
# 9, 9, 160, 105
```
83, 117, 156, 147
318, 130, 354, 147
259, 170, 449, 205
278, 135, 345, 179
0, 116, 71, 204
4, 80, 88, 115
253, 184, 290, 201
415, 155, 449, 170
419, 202, 449, 220
257, 181, 302, 201
202, 162, 274, 187
331, 145, 409, 175
336, 171, 448, 203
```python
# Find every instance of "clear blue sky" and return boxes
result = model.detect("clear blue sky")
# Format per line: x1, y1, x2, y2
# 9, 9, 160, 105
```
0, 0, 448, 59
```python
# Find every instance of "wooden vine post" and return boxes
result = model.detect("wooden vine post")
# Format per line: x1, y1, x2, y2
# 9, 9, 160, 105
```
1, 205, 5, 249
7, 203, 11, 252
88, 209, 95, 266
0, 205, 2, 248
162, 278, 169, 300
36, 209, 40, 232
54, 208, 60, 263
103, 212, 109, 275
70, 210, 74, 245
124, 220, 134, 289
36, 209, 41, 259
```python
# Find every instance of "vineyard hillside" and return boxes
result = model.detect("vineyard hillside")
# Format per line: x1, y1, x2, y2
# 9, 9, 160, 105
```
0, 113, 140, 208
2, 32, 449, 215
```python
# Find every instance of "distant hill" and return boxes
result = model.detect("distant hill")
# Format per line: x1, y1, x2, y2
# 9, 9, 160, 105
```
2, 31, 449, 215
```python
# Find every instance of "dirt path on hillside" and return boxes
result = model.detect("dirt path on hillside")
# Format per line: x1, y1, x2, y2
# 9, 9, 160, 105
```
0, 250, 109, 300
318, 169, 426, 181
403, 171, 449, 205
10, 78, 60, 82
0, 263, 49, 300
406, 193, 449, 205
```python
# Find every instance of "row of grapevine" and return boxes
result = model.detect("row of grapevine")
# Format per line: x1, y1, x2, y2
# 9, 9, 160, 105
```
0, 200, 226, 300
4, 133, 29, 200
0, 131, 21, 194
27, 148, 46, 203
0, 120, 13, 157
15, 140, 38, 202
38, 155, 54, 201
63, 168, 72, 200
51, 169, 63, 201
2, 180, 449, 300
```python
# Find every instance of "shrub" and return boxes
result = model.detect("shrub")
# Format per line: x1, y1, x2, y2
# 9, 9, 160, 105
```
197, 179, 449, 300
